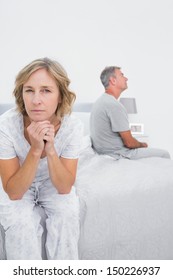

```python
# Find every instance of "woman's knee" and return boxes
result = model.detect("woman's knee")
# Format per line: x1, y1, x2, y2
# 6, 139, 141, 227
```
46, 187, 79, 217
0, 200, 36, 230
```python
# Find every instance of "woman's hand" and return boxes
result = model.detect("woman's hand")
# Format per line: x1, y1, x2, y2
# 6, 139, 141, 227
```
43, 121, 61, 155
43, 124, 56, 155
27, 121, 52, 155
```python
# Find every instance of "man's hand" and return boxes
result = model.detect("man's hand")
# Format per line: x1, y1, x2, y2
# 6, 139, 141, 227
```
119, 130, 148, 149
139, 142, 148, 148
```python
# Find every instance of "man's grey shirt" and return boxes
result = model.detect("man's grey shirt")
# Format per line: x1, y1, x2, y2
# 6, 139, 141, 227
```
90, 93, 170, 160
90, 93, 134, 159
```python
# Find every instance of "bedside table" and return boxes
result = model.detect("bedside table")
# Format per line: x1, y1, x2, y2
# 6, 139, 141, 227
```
133, 134, 149, 144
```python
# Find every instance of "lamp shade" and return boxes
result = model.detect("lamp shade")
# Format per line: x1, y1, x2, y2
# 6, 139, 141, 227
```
119, 98, 137, 114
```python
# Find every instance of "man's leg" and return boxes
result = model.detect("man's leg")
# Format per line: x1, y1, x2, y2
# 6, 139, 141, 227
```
131, 147, 170, 160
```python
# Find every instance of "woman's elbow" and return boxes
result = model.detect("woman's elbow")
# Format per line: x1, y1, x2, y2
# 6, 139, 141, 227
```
5, 182, 24, 200
58, 180, 75, 194
7, 192, 23, 201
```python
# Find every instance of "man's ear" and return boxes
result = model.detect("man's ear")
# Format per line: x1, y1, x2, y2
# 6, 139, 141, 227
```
109, 75, 116, 85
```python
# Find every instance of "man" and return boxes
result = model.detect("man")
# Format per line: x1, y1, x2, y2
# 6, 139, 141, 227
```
90, 66, 170, 159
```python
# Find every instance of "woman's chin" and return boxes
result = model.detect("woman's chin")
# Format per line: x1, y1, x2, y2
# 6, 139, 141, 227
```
28, 116, 47, 122
27, 112, 56, 122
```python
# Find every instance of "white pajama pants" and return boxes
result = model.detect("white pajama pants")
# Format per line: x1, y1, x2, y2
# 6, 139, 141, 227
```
0, 179, 80, 260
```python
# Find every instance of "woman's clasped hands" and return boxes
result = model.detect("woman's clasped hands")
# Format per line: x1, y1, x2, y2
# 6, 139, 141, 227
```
27, 120, 57, 156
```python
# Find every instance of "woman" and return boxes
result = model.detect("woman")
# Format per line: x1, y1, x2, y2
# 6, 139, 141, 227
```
0, 58, 83, 260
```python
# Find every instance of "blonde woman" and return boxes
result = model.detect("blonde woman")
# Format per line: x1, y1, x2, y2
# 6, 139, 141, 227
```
0, 58, 83, 260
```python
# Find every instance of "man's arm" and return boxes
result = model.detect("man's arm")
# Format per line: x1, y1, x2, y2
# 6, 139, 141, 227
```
119, 130, 148, 148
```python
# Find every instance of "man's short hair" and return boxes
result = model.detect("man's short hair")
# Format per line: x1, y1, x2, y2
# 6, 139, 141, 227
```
100, 66, 121, 89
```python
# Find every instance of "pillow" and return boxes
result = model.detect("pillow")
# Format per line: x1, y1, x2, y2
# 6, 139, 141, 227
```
0, 104, 14, 115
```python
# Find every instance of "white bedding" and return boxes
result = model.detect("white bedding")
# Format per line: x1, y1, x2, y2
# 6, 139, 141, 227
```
76, 138, 173, 259
1, 136, 173, 260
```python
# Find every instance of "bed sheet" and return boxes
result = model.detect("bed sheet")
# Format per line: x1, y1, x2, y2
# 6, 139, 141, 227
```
1, 138, 173, 260
76, 143, 173, 259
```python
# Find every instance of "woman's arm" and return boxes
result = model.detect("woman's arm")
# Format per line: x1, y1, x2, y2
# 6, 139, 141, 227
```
0, 148, 41, 200
44, 124, 78, 194
0, 120, 51, 200
47, 151, 78, 194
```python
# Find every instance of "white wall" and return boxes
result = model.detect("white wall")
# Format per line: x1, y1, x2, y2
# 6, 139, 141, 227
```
0, 0, 173, 157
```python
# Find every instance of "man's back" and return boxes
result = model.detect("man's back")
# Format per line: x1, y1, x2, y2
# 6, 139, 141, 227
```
90, 93, 131, 159
91, 66, 170, 160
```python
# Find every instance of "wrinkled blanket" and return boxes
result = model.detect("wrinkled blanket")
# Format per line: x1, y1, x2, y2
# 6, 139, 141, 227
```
76, 146, 173, 259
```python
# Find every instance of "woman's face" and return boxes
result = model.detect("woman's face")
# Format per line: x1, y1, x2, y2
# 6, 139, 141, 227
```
23, 68, 61, 122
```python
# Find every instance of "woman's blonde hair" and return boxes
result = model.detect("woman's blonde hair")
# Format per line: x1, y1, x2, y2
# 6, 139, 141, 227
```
13, 57, 76, 118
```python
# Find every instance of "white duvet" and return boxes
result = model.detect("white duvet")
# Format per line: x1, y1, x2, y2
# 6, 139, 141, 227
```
76, 142, 173, 259
1, 138, 173, 260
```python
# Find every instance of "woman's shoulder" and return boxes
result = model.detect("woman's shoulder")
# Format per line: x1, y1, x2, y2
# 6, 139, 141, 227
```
0, 107, 22, 130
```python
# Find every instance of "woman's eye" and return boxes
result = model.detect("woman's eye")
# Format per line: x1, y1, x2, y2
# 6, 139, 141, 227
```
42, 89, 51, 93
25, 89, 33, 93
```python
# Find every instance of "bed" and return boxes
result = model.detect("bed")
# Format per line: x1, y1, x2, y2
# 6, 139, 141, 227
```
1, 103, 173, 259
